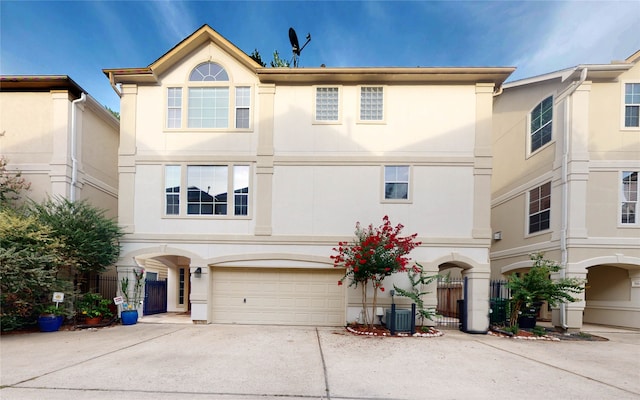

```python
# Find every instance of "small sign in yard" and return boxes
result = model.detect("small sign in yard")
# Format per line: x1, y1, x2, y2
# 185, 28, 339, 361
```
52, 292, 64, 303
113, 296, 124, 305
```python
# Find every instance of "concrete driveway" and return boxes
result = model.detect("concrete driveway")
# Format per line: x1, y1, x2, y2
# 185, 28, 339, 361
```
1, 322, 638, 400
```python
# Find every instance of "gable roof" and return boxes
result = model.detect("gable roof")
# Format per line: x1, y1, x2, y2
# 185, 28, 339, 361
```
104, 24, 261, 86
104, 24, 514, 89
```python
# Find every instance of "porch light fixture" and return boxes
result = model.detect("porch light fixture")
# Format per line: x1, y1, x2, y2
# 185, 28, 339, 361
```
194, 267, 202, 278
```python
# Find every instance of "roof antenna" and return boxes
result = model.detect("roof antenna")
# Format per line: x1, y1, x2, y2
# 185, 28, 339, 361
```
289, 27, 311, 68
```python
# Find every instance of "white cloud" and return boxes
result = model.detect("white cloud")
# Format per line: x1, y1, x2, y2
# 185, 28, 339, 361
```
144, 1, 198, 45
509, 1, 640, 81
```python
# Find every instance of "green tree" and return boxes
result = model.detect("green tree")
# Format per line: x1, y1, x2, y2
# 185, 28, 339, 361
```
0, 156, 31, 207
332, 216, 421, 329
270, 50, 290, 67
250, 49, 266, 67
29, 198, 123, 275
393, 264, 439, 326
508, 253, 584, 327
0, 208, 64, 330
105, 106, 120, 120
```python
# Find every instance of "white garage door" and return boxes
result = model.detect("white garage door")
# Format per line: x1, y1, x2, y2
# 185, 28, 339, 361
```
211, 267, 345, 326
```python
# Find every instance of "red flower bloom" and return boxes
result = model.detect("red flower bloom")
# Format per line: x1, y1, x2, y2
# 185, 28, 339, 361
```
380, 287, 385, 292
338, 280, 343, 286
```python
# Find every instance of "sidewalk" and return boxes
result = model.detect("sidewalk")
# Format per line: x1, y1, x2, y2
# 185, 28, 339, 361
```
1, 323, 638, 399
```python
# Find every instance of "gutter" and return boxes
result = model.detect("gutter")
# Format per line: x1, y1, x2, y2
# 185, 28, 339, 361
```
558, 67, 587, 330
70, 92, 86, 202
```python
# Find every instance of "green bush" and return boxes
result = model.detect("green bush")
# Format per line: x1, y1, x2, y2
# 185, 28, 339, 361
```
0, 209, 64, 330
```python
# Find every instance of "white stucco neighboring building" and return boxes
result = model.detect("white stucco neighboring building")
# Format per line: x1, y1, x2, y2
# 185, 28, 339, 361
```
105, 25, 513, 331
491, 51, 640, 330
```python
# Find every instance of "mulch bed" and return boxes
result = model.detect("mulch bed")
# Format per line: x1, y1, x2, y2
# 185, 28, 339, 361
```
346, 323, 443, 337
489, 326, 608, 341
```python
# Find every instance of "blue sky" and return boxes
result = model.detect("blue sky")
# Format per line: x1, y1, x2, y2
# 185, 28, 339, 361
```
1, 1, 639, 112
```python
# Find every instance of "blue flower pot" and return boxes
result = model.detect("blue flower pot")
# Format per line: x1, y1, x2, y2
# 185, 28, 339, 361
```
38, 315, 63, 332
121, 310, 139, 325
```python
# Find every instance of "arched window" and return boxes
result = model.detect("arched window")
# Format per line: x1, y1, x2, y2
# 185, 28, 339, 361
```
165, 62, 251, 130
189, 62, 229, 82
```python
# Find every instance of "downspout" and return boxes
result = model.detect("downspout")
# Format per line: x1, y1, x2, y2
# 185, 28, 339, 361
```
559, 67, 587, 330
70, 92, 86, 202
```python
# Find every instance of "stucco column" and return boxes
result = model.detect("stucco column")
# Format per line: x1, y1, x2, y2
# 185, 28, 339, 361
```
118, 84, 137, 234
255, 84, 276, 236
551, 267, 587, 331
116, 264, 146, 316
472, 83, 494, 240
49, 90, 72, 199
190, 265, 210, 324
462, 268, 490, 333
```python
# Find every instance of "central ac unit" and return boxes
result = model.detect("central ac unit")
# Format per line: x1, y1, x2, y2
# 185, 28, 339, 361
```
385, 309, 412, 332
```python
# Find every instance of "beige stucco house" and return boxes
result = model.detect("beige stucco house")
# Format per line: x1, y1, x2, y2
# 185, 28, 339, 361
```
0, 75, 119, 216
105, 24, 513, 331
491, 51, 640, 330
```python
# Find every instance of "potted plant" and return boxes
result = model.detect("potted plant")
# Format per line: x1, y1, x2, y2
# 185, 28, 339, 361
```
120, 268, 144, 325
37, 304, 66, 332
507, 253, 584, 330
77, 293, 113, 325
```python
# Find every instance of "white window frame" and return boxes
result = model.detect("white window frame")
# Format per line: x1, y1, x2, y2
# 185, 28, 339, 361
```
620, 171, 638, 226
162, 164, 251, 219
382, 165, 411, 203
164, 165, 182, 215
527, 181, 551, 235
166, 87, 182, 129
358, 85, 385, 123
313, 86, 341, 124
527, 95, 554, 156
235, 86, 251, 129
164, 61, 253, 132
622, 81, 640, 130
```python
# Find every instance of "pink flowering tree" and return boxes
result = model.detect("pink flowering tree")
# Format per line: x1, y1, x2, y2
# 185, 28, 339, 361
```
331, 216, 421, 329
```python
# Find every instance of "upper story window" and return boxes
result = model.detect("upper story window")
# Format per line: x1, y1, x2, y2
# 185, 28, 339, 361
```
624, 83, 640, 128
621, 171, 638, 224
235, 87, 251, 129
167, 88, 182, 128
384, 165, 410, 201
166, 62, 251, 130
189, 62, 229, 81
164, 164, 250, 217
315, 86, 340, 122
529, 96, 553, 153
359, 86, 384, 121
528, 182, 551, 234
165, 165, 181, 215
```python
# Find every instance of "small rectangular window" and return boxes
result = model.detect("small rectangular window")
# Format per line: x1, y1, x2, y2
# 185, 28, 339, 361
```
625, 83, 640, 128
528, 182, 551, 234
621, 171, 638, 224
178, 268, 185, 305
315, 87, 339, 121
233, 165, 249, 216
360, 86, 383, 121
167, 88, 182, 128
384, 166, 409, 200
165, 165, 181, 215
235, 87, 250, 129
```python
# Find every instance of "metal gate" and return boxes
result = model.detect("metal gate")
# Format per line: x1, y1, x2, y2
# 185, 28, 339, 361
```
435, 277, 464, 328
144, 279, 167, 315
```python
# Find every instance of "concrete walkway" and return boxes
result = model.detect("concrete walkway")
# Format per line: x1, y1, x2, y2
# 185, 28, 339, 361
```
1, 323, 638, 399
